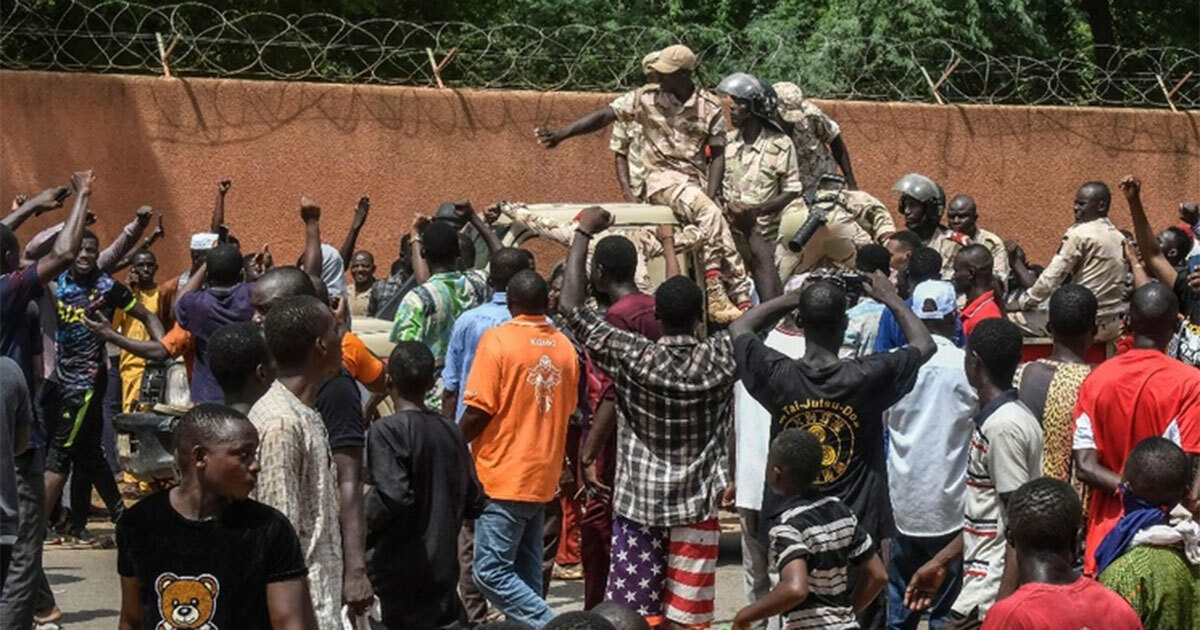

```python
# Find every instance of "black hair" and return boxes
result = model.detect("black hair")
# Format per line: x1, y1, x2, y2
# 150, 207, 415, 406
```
1124, 437, 1191, 506
798, 280, 847, 333
206, 244, 244, 286
389, 259, 405, 276
490, 247, 534, 291
1080, 180, 1112, 209
654, 276, 703, 330
256, 266, 316, 299
907, 247, 943, 285
311, 275, 331, 307
79, 229, 99, 245
590, 602, 651, 630
507, 269, 549, 313
1129, 282, 1180, 339
208, 323, 269, 396
132, 249, 157, 264
1048, 284, 1097, 338
263, 295, 333, 368
769, 428, 824, 489
387, 340, 436, 398
1161, 226, 1194, 262
174, 403, 254, 463
544, 612, 617, 630
966, 318, 1023, 387
1006, 477, 1081, 554
422, 221, 460, 265
478, 623, 535, 630
855, 243, 892, 275
888, 230, 923, 251
594, 235, 638, 283
956, 243, 992, 271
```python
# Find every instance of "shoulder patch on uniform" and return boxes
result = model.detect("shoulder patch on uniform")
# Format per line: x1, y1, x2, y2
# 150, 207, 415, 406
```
949, 231, 971, 245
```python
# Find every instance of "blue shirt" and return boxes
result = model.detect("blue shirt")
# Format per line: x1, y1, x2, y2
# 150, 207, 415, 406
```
441, 292, 512, 420
175, 283, 254, 403
874, 297, 965, 353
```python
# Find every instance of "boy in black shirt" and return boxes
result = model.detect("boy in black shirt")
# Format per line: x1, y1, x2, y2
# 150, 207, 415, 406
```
733, 429, 887, 630
116, 404, 316, 630
365, 341, 485, 629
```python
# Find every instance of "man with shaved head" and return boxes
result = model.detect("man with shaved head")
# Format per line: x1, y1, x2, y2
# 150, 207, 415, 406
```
1072, 283, 1200, 576
345, 250, 376, 318
946, 194, 1009, 285
952, 244, 1002, 338
1007, 181, 1128, 341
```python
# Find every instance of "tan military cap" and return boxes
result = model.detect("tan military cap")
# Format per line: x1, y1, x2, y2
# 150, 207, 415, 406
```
649, 44, 697, 74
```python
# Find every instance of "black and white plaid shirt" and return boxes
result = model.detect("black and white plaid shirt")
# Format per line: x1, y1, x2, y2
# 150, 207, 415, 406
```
565, 306, 736, 527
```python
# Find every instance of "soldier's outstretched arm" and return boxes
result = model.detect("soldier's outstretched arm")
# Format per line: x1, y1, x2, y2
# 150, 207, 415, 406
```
534, 108, 618, 148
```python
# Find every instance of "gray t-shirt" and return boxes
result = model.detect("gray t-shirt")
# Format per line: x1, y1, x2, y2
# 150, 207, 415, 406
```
0, 356, 32, 543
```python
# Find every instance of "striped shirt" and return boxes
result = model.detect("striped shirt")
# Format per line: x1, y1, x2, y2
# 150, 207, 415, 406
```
769, 495, 874, 629
955, 391, 1043, 618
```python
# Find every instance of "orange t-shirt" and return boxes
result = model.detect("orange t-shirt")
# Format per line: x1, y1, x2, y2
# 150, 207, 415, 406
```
342, 331, 384, 386
463, 315, 579, 503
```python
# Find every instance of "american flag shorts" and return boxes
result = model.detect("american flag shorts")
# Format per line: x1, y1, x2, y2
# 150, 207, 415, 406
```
606, 515, 720, 627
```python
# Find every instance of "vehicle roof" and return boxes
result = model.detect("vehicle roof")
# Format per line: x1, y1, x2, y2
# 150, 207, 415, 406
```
492, 203, 680, 226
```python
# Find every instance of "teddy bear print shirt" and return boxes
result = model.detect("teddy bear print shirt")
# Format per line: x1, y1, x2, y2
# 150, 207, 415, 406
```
116, 490, 307, 630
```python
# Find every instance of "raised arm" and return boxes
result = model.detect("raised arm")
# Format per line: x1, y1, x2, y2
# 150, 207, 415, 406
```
829, 135, 858, 190
2, 187, 68, 230
455, 201, 502, 256
339, 196, 370, 264
37, 171, 93, 285
656, 225, 681, 279
534, 108, 618, 148
1121, 175, 1178, 287
299, 197, 322, 277
867, 272, 936, 360
211, 179, 230, 233
99, 208, 152, 273
109, 209, 160, 273
409, 215, 430, 285
559, 206, 614, 314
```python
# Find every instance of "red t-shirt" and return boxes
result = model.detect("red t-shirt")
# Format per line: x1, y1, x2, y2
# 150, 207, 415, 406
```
981, 577, 1143, 630
960, 289, 1002, 338
1073, 349, 1200, 574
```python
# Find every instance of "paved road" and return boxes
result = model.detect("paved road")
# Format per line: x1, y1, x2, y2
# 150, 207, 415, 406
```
42, 520, 751, 629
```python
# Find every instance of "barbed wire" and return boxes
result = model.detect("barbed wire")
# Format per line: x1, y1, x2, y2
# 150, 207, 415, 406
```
1, 0, 1196, 109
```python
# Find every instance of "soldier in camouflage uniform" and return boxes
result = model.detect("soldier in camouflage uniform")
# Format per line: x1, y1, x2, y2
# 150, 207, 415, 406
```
609, 45, 749, 322
775, 192, 874, 280
495, 201, 701, 293
716, 72, 804, 249
536, 51, 659, 202
843, 189, 897, 244
893, 173, 969, 279
946, 194, 1010, 285
774, 82, 859, 194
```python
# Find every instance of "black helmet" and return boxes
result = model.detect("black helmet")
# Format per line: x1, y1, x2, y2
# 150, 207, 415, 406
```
717, 72, 780, 125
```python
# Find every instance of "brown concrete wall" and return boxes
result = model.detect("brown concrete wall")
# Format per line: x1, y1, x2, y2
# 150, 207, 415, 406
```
2, 70, 1197, 276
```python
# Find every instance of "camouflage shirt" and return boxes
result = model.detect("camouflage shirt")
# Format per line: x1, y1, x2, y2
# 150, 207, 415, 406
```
927, 226, 971, 279
782, 101, 841, 192
609, 90, 647, 199
724, 126, 804, 243
841, 190, 896, 243
610, 84, 726, 197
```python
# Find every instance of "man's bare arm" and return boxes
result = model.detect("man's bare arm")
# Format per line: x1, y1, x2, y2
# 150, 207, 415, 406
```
460, 406, 493, 443
127, 303, 166, 341
266, 578, 319, 630
1121, 175, 1178, 287
300, 197, 322, 277
535, 108, 618, 148
2, 187, 68, 230
118, 576, 143, 630
829, 135, 857, 189
339, 196, 370, 264
559, 207, 614, 315
706, 143, 726, 201
82, 312, 170, 362
1073, 448, 1121, 495
211, 179, 230, 233
656, 225, 681, 279
410, 216, 430, 284
37, 172, 93, 285
333, 449, 373, 616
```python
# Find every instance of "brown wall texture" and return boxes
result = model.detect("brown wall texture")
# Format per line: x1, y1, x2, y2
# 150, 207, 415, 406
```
2, 70, 1197, 277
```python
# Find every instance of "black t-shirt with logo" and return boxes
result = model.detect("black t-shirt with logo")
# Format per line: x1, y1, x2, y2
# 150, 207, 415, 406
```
1171, 272, 1200, 367
734, 334, 924, 541
116, 490, 307, 630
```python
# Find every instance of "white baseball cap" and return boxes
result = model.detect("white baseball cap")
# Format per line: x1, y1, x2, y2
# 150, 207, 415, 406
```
912, 280, 957, 319
190, 232, 218, 250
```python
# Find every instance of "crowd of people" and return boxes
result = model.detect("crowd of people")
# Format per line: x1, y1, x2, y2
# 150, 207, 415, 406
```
1, 42, 1199, 630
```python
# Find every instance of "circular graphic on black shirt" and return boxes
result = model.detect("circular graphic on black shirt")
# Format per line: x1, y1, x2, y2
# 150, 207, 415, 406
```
780, 405, 857, 486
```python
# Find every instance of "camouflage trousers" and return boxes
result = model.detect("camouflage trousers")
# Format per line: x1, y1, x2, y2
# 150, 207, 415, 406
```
649, 182, 752, 305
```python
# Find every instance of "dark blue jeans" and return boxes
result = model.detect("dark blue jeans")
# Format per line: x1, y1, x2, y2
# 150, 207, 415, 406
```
887, 530, 963, 630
